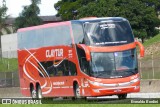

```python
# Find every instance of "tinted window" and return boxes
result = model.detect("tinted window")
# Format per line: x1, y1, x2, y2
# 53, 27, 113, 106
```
71, 23, 84, 44
84, 21, 134, 46
90, 49, 138, 78
39, 59, 77, 77
43, 26, 72, 47
18, 25, 72, 49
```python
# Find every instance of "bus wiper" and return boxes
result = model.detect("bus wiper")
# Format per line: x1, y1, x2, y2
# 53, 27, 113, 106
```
110, 76, 122, 78
130, 70, 136, 75
126, 68, 137, 75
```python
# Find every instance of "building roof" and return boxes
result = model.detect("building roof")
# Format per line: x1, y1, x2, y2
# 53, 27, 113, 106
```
5, 18, 15, 25
40, 16, 62, 22
5, 16, 62, 25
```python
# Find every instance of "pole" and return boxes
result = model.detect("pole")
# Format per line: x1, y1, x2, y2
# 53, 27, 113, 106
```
12, 72, 14, 86
140, 61, 142, 79
7, 51, 9, 70
152, 53, 154, 79
5, 72, 6, 86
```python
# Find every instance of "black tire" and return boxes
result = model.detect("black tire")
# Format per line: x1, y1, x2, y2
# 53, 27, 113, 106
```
118, 94, 127, 100
71, 97, 76, 101
31, 87, 36, 99
36, 85, 42, 99
63, 97, 68, 99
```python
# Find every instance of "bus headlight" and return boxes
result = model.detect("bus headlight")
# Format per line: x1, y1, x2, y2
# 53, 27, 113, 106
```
130, 77, 140, 83
88, 80, 102, 86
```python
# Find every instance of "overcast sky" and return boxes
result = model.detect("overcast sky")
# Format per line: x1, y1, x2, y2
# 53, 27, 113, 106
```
0, 0, 59, 17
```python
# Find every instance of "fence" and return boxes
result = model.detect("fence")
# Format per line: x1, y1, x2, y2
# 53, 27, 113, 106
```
139, 55, 160, 79
0, 56, 19, 87
0, 72, 19, 87
0, 48, 2, 58
2, 51, 17, 58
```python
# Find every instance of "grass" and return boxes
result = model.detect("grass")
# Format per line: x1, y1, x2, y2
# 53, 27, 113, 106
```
1, 98, 160, 105
0, 58, 18, 72
0, 104, 160, 107
143, 34, 160, 47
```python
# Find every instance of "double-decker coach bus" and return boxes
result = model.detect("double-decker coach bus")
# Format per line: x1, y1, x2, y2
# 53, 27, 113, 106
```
17, 17, 144, 99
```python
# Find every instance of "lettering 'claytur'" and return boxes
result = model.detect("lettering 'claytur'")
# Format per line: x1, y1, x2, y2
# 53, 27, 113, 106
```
46, 49, 63, 58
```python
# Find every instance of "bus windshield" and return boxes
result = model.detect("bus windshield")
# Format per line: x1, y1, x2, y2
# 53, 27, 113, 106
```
84, 21, 134, 46
90, 49, 138, 78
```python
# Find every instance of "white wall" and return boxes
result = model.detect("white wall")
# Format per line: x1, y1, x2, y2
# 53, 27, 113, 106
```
1, 33, 17, 58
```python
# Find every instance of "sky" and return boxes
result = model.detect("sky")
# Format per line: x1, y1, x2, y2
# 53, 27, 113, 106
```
0, 0, 59, 17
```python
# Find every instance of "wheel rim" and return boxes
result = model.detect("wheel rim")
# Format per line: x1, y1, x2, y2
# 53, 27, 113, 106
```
32, 90, 36, 98
118, 94, 127, 99
76, 86, 80, 97
38, 88, 42, 98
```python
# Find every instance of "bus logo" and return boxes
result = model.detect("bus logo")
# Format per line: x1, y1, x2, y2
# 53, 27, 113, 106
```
46, 49, 63, 58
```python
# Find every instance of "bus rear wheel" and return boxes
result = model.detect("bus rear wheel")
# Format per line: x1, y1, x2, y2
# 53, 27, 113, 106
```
118, 94, 127, 100
36, 85, 42, 99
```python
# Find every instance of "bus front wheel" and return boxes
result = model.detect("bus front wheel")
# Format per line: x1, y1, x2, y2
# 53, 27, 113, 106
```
75, 84, 80, 98
118, 94, 127, 100
72, 83, 80, 100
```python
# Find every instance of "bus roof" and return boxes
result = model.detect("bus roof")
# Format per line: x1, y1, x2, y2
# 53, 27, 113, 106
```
17, 17, 127, 32
17, 21, 70, 32
71, 17, 128, 23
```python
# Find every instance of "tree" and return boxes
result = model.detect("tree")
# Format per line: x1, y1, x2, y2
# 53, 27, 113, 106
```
113, 0, 160, 42
54, 0, 160, 42
54, 0, 96, 20
140, 0, 160, 16
0, 0, 10, 36
77, 0, 118, 18
14, 0, 42, 30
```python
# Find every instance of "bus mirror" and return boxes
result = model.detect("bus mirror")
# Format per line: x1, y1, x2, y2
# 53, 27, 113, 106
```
135, 41, 144, 57
77, 44, 91, 61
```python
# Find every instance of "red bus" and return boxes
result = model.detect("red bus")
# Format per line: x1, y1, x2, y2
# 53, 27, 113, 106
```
17, 17, 144, 99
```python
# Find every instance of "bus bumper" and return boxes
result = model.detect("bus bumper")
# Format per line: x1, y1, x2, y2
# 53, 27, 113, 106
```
90, 85, 140, 96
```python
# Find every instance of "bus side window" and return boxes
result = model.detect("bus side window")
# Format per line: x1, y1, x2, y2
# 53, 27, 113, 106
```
81, 57, 90, 75
47, 65, 57, 76
56, 69, 63, 76
84, 33, 90, 45
55, 60, 77, 76
52, 60, 70, 77
63, 60, 70, 76
72, 23, 84, 44
39, 61, 55, 77
68, 61, 77, 76
76, 46, 90, 75
39, 60, 77, 77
